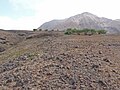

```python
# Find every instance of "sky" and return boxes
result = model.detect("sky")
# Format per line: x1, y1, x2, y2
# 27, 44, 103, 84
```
0, 0, 120, 30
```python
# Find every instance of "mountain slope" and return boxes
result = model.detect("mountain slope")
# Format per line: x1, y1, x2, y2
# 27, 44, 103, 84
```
38, 12, 120, 34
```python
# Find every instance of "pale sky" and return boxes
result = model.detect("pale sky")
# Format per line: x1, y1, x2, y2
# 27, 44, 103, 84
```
0, 0, 120, 30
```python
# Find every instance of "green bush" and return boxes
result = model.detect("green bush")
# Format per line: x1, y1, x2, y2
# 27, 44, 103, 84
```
64, 31, 72, 35
64, 28, 76, 35
97, 30, 107, 34
64, 28, 107, 35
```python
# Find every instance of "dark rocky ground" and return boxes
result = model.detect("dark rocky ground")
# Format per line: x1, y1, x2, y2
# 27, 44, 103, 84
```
0, 31, 120, 90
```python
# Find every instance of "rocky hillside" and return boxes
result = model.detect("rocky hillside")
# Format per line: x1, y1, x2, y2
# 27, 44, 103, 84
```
0, 30, 120, 90
38, 12, 120, 34
0, 30, 34, 63
0, 30, 22, 53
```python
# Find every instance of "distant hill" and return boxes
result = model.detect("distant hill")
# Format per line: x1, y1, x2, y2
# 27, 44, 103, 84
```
38, 12, 120, 34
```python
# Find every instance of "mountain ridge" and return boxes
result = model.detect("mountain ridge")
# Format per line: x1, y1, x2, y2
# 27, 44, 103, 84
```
38, 12, 120, 34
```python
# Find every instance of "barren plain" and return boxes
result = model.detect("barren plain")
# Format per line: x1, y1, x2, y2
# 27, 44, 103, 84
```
0, 31, 120, 90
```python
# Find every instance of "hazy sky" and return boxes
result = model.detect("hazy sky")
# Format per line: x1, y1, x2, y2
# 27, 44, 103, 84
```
0, 0, 120, 30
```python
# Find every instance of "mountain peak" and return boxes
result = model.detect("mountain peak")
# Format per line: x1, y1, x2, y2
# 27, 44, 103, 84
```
71, 12, 97, 19
80, 12, 97, 17
81, 12, 93, 15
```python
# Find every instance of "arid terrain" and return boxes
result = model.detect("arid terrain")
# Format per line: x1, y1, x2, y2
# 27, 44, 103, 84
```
0, 30, 120, 90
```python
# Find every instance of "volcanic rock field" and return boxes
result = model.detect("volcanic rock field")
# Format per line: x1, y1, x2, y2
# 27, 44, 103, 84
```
0, 31, 120, 90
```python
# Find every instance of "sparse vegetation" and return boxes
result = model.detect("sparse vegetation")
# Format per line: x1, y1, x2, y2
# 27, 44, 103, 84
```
64, 28, 73, 35
64, 28, 107, 35
97, 30, 107, 34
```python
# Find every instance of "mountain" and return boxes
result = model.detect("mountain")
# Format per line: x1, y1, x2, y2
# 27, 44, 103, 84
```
38, 12, 120, 34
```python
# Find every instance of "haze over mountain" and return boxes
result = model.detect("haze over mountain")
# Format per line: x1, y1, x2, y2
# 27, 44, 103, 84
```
38, 12, 120, 34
